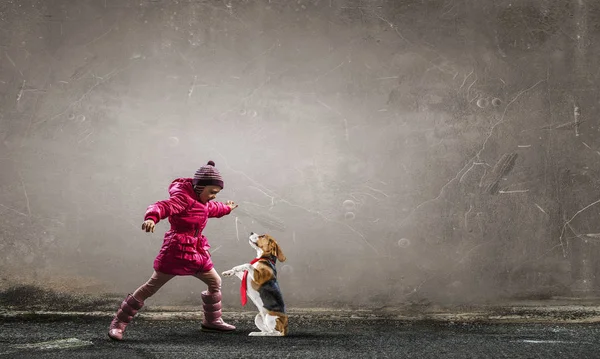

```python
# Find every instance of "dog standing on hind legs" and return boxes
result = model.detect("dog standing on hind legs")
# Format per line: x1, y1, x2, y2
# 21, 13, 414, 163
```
222, 232, 288, 336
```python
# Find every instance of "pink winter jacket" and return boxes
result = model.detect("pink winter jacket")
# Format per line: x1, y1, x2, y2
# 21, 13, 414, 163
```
144, 178, 232, 275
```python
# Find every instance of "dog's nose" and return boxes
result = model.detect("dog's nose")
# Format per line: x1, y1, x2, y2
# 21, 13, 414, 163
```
250, 232, 255, 235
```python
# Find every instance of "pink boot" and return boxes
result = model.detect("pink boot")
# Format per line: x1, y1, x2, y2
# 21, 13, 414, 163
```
108, 294, 144, 341
201, 290, 236, 332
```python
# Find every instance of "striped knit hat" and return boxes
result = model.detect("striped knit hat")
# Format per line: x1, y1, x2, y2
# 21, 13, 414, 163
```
193, 161, 224, 189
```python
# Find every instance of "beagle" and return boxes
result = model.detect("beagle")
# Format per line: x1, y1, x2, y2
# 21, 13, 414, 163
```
222, 232, 288, 336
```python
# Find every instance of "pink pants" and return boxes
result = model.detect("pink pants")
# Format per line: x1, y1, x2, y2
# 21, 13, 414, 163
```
132, 268, 221, 302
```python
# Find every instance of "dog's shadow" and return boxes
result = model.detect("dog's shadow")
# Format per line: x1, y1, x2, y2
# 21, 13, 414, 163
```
119, 330, 349, 345
284, 332, 350, 340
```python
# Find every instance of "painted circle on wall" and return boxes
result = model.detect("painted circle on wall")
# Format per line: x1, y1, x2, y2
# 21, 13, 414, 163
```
397, 238, 410, 248
342, 199, 356, 211
168, 136, 179, 146
476, 98, 489, 108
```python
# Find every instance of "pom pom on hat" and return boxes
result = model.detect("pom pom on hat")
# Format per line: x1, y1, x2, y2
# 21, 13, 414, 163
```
193, 160, 224, 189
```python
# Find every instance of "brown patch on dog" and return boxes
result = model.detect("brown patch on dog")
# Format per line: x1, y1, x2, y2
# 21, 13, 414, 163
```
268, 310, 288, 336
250, 261, 275, 288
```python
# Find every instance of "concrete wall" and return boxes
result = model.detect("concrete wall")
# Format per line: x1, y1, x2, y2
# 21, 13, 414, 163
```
1, 0, 600, 309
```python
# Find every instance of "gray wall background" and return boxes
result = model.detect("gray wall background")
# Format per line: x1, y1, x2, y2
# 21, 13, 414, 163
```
1, 0, 600, 309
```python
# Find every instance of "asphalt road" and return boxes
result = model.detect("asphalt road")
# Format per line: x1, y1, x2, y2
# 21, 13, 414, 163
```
1, 316, 599, 358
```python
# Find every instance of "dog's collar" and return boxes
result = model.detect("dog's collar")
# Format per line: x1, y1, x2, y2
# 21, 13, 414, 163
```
252, 255, 276, 265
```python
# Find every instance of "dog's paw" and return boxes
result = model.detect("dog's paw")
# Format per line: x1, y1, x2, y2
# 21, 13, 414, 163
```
222, 270, 235, 277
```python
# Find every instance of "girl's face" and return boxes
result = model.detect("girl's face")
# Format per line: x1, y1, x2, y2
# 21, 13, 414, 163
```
196, 185, 221, 204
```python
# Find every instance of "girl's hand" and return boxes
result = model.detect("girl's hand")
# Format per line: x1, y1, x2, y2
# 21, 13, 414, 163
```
142, 219, 156, 233
225, 201, 238, 210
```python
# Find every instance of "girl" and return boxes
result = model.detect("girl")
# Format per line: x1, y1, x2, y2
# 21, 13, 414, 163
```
108, 161, 238, 341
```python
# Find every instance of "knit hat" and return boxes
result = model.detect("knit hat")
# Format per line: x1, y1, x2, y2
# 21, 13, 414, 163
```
193, 161, 224, 189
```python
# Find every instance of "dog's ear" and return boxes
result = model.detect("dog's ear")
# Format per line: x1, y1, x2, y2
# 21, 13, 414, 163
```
272, 239, 286, 262
264, 235, 286, 262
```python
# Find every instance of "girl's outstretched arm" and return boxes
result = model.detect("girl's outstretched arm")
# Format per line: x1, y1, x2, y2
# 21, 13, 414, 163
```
144, 193, 191, 224
207, 200, 237, 218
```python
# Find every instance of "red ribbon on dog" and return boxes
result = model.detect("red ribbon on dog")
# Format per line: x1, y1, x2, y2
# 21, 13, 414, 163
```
241, 258, 262, 306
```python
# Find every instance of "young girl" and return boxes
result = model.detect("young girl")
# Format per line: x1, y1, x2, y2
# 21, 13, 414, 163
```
108, 161, 238, 341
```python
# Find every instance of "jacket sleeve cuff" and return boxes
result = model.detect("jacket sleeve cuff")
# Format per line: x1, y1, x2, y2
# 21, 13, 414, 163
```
145, 213, 160, 223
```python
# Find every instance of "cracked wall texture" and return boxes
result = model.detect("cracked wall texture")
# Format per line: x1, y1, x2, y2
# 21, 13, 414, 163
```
1, 0, 600, 308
